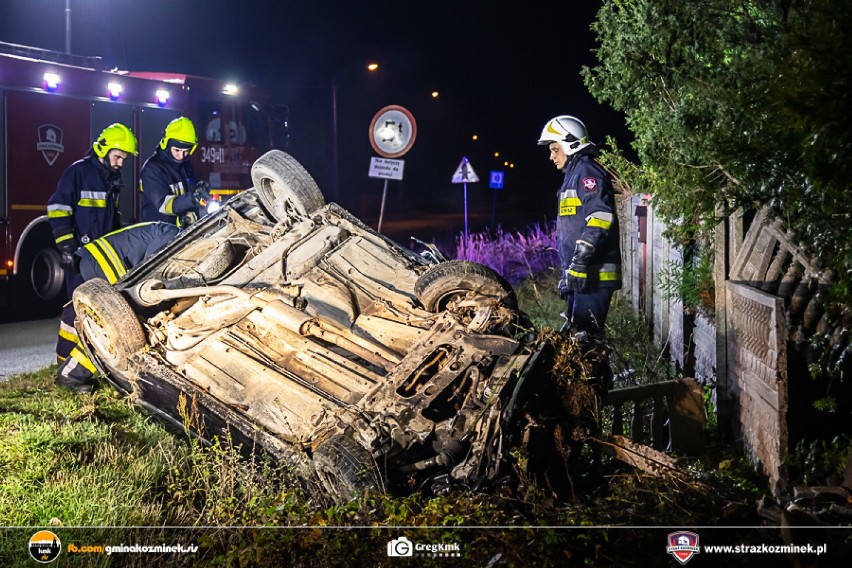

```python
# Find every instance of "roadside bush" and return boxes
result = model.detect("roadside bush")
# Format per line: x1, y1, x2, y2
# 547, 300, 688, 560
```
453, 222, 558, 287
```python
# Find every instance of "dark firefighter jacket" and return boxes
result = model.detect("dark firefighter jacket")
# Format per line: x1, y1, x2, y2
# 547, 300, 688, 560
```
556, 149, 622, 290
47, 152, 123, 249
77, 222, 179, 284
139, 148, 199, 226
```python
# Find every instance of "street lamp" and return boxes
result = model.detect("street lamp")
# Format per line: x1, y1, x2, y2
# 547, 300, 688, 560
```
331, 62, 379, 203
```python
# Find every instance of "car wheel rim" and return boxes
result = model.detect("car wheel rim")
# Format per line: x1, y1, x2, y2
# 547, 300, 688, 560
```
80, 309, 117, 365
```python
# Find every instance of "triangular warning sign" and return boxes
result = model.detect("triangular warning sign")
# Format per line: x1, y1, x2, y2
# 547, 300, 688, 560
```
451, 157, 480, 184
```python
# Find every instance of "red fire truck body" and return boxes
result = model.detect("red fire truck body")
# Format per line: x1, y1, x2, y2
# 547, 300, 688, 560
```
0, 42, 284, 315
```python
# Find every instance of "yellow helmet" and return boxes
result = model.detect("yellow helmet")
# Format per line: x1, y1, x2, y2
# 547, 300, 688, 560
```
159, 116, 198, 154
93, 123, 138, 158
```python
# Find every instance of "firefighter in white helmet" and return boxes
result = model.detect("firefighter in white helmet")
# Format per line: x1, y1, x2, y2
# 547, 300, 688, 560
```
538, 115, 622, 336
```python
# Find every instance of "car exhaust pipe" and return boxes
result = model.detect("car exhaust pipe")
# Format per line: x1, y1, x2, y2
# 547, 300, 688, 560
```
133, 279, 255, 306
134, 279, 399, 371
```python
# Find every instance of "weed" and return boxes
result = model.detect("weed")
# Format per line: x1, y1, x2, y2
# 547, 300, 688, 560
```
657, 245, 715, 318
452, 222, 559, 287
605, 296, 677, 388
786, 435, 852, 486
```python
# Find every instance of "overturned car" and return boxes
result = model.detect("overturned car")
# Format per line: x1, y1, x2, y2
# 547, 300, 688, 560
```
74, 150, 557, 499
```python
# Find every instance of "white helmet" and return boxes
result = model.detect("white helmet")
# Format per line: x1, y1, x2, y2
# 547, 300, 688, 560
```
537, 115, 592, 156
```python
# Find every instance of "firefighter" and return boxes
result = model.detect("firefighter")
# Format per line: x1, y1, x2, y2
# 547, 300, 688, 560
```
140, 116, 212, 226
54, 221, 179, 392
46, 123, 137, 379
537, 115, 622, 336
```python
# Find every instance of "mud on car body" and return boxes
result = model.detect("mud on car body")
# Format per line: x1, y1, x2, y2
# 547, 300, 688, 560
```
74, 150, 554, 500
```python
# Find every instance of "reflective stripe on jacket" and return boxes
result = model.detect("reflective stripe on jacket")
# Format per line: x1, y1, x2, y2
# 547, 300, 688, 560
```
77, 222, 180, 284
47, 153, 122, 247
556, 151, 622, 290
139, 148, 199, 226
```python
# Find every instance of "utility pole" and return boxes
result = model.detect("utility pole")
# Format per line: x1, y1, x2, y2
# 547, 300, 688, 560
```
65, 0, 71, 54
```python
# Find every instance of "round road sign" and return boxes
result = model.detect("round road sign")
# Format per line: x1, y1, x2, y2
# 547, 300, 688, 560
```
369, 105, 417, 158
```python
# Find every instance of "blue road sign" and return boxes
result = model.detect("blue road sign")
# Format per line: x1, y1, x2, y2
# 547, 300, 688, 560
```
489, 170, 505, 189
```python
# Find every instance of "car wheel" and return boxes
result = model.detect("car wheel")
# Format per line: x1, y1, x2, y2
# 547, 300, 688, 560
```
251, 150, 325, 219
414, 260, 517, 312
73, 278, 145, 372
313, 434, 380, 500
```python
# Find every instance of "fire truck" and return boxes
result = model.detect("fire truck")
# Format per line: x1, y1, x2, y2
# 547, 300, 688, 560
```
0, 41, 287, 316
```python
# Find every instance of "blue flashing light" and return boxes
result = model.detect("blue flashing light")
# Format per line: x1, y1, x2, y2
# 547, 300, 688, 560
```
43, 72, 60, 92
108, 82, 122, 100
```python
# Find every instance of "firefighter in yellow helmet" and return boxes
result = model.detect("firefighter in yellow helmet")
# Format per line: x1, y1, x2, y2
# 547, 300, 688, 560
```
139, 116, 211, 226
46, 123, 138, 389
54, 221, 180, 393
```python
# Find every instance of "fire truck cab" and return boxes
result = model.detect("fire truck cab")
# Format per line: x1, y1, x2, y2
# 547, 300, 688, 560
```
0, 41, 286, 316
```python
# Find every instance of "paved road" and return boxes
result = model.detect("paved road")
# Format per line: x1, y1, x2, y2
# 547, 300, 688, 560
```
0, 316, 58, 380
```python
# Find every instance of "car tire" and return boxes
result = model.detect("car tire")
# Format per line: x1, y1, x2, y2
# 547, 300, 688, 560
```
251, 150, 325, 219
73, 278, 145, 372
313, 434, 380, 500
414, 260, 518, 312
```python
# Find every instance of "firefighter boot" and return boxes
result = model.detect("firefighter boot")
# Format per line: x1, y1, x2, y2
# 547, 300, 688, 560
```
55, 350, 95, 394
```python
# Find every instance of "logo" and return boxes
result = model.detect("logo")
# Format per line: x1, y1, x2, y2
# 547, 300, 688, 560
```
666, 531, 700, 564
387, 536, 413, 557
37, 125, 65, 166
582, 176, 598, 192
29, 530, 62, 563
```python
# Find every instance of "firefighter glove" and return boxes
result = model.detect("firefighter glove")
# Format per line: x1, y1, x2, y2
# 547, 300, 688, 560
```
57, 241, 78, 272
557, 276, 570, 299
566, 241, 595, 292
191, 181, 212, 207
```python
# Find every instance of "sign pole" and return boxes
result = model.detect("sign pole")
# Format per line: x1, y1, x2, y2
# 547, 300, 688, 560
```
369, 105, 417, 233
463, 182, 469, 259
377, 178, 390, 233
488, 170, 505, 228
451, 157, 480, 260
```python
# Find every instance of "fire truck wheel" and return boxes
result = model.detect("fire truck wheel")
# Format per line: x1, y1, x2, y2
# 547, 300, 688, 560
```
414, 260, 518, 313
313, 434, 380, 501
11, 232, 66, 317
73, 278, 145, 373
251, 150, 325, 220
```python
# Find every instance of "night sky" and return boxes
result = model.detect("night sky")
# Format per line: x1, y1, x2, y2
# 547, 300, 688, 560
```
0, 0, 630, 242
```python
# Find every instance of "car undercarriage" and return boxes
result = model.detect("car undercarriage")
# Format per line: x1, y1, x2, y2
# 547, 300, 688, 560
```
75, 150, 562, 500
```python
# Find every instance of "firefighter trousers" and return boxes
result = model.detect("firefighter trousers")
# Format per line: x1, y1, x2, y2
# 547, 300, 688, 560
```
55, 271, 96, 385
563, 288, 616, 335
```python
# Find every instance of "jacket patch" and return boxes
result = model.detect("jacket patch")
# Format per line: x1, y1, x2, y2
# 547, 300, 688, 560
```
582, 177, 598, 192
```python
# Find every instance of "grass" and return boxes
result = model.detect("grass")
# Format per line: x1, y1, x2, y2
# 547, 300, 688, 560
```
0, 365, 770, 566
0, 368, 177, 527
